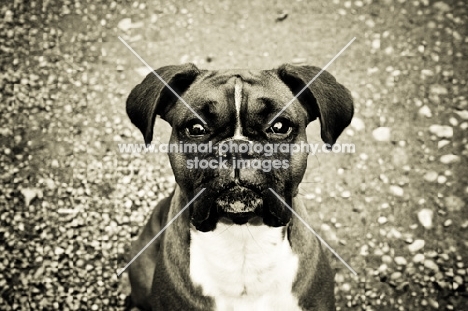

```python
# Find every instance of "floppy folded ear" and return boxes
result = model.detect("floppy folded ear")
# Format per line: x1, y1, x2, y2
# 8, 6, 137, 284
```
276, 64, 354, 146
126, 63, 200, 145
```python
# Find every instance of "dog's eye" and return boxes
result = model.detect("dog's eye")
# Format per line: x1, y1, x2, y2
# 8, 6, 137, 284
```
186, 122, 207, 137
267, 119, 292, 135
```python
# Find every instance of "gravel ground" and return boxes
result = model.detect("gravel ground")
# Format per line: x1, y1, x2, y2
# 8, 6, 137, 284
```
1, 0, 467, 310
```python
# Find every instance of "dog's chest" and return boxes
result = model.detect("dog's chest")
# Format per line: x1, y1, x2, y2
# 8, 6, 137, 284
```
189, 223, 301, 311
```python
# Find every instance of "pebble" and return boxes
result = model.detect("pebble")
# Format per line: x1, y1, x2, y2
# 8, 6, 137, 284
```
423, 171, 438, 182
443, 219, 452, 227
444, 197, 464, 212
408, 239, 425, 253
437, 175, 447, 184
438, 140, 450, 149
372, 127, 391, 142
428, 298, 439, 309
378, 216, 388, 225
429, 125, 453, 138
424, 259, 439, 272
454, 110, 468, 120
388, 228, 402, 239
440, 154, 460, 164
390, 272, 402, 280
413, 253, 425, 263
430, 84, 448, 95
394, 256, 407, 266
454, 275, 463, 285
291, 57, 307, 64
418, 105, 432, 118
382, 255, 392, 264
351, 117, 365, 131
418, 209, 434, 229
341, 283, 351, 292
118, 18, 133, 31
433, 1, 451, 12
389, 185, 404, 197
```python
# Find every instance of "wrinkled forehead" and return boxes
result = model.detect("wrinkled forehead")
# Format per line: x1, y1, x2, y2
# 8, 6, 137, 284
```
184, 69, 294, 106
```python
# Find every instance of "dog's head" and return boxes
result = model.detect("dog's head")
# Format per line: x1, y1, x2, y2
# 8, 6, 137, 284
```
126, 63, 353, 231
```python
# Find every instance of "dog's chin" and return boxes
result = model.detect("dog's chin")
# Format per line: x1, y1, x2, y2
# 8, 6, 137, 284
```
215, 186, 263, 222
191, 185, 292, 232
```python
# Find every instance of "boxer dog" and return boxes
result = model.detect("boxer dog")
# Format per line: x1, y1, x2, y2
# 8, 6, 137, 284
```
125, 63, 353, 311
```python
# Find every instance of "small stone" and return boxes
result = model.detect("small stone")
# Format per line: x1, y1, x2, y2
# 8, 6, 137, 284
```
443, 219, 452, 227
440, 154, 460, 164
424, 259, 439, 272
454, 110, 468, 120
430, 84, 448, 95
408, 239, 425, 253
438, 141, 450, 151
413, 253, 425, 263
394, 256, 407, 266
388, 228, 402, 239
351, 117, 365, 131
449, 117, 458, 126
378, 263, 388, 273
454, 275, 463, 285
390, 185, 404, 197
428, 298, 439, 309
360, 245, 369, 256
396, 281, 409, 292
55, 247, 65, 255
341, 283, 351, 292
424, 171, 438, 182
291, 57, 307, 64
437, 175, 447, 184
433, 1, 451, 13
372, 127, 391, 142
391, 272, 402, 280
444, 197, 464, 212
382, 255, 392, 264
118, 18, 133, 31
124, 199, 132, 209
418, 105, 432, 118
429, 125, 453, 138
418, 209, 434, 229
372, 38, 380, 50
378, 216, 388, 225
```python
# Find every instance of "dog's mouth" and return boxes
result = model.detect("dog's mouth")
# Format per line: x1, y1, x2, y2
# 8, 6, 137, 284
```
215, 186, 263, 225
191, 182, 292, 232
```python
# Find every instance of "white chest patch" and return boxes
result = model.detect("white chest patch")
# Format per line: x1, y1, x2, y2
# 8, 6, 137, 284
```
190, 223, 301, 311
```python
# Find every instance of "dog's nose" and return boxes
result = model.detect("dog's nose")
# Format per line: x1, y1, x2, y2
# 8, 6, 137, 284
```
217, 137, 255, 180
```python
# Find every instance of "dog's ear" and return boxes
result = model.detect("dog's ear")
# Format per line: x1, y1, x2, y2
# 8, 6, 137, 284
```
276, 64, 354, 146
126, 63, 200, 144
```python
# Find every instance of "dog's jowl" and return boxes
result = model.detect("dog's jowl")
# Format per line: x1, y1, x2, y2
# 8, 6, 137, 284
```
125, 63, 353, 311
